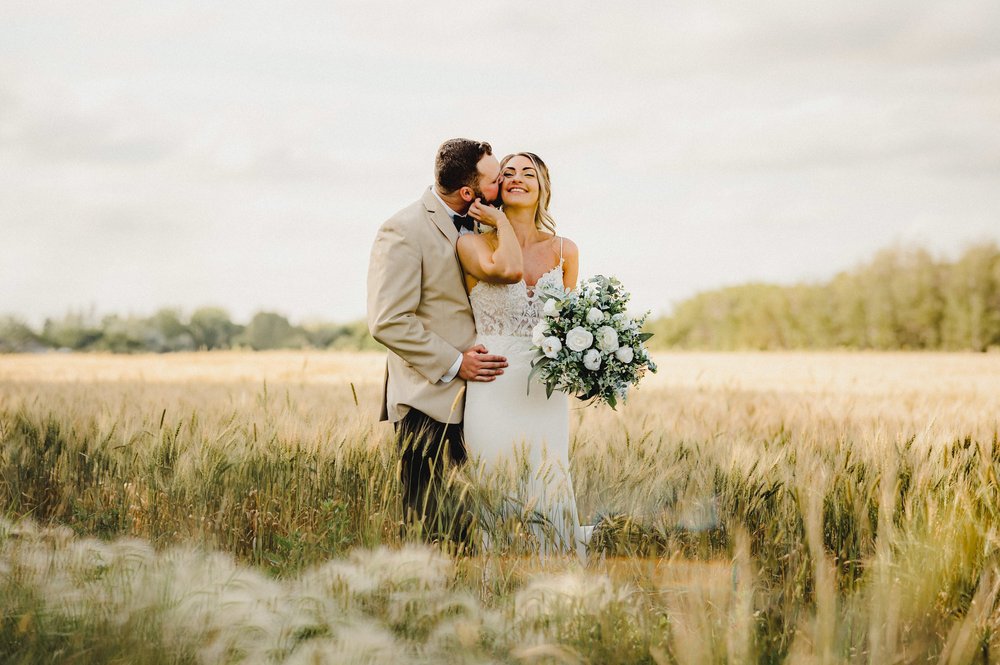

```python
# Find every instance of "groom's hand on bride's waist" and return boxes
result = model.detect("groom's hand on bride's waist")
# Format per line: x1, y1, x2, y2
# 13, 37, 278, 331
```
459, 345, 507, 382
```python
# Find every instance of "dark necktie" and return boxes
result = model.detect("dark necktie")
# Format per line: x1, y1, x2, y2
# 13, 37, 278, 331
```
453, 214, 474, 233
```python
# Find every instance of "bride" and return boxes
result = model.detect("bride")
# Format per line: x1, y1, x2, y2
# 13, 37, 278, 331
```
456, 152, 588, 559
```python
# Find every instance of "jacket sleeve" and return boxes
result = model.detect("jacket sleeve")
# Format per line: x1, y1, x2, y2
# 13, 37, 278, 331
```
367, 219, 463, 383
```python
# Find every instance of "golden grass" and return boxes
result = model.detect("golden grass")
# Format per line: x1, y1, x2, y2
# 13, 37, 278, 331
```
2, 350, 1000, 663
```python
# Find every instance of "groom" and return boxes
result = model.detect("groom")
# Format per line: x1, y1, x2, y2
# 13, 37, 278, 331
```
367, 138, 508, 540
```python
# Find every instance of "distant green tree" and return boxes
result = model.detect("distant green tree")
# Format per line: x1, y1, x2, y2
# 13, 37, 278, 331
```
331, 320, 383, 351
786, 284, 835, 348
941, 243, 1000, 351
145, 308, 194, 352
856, 248, 901, 349
651, 292, 712, 348
93, 315, 147, 353
238, 312, 306, 350
649, 242, 998, 351
887, 247, 943, 349
189, 307, 242, 350
301, 321, 347, 348
0, 316, 45, 353
41, 311, 103, 350
301, 319, 381, 350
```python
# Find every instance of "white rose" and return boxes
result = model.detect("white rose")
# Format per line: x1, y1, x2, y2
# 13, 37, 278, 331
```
565, 326, 594, 352
541, 336, 563, 358
543, 299, 560, 317
583, 348, 602, 371
586, 308, 605, 325
596, 326, 620, 353
531, 321, 548, 346
615, 346, 634, 363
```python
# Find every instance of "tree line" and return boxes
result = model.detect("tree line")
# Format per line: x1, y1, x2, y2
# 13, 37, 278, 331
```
648, 242, 1000, 351
0, 308, 380, 353
4, 242, 998, 353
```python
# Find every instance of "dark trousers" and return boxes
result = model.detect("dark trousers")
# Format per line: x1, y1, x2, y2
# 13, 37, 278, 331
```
395, 408, 470, 544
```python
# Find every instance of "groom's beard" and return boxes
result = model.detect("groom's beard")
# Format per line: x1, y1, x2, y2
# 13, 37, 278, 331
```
473, 186, 500, 207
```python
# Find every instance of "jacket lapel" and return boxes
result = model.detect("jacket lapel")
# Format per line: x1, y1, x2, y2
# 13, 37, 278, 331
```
421, 187, 472, 307
422, 187, 459, 245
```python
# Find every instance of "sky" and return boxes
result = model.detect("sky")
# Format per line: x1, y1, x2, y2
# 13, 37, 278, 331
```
2, 1, 999, 326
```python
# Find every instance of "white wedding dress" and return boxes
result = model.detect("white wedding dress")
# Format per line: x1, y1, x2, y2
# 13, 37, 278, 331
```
464, 242, 588, 560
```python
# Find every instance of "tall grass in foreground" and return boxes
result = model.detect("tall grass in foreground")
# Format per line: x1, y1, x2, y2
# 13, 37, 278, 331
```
2, 350, 1000, 663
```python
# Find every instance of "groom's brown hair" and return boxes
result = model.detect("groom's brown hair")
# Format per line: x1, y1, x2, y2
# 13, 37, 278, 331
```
435, 139, 492, 194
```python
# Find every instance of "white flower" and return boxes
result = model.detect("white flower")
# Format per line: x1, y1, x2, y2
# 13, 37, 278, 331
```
565, 327, 594, 352
586, 308, 605, 325
543, 299, 560, 317
531, 321, 548, 346
615, 346, 634, 363
596, 326, 620, 353
583, 349, 602, 371
541, 336, 563, 358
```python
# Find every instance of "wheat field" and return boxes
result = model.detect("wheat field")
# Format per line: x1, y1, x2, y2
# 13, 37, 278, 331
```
2, 350, 999, 664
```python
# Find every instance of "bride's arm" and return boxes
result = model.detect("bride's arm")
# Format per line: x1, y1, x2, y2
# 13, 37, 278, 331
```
561, 237, 580, 289
457, 203, 523, 284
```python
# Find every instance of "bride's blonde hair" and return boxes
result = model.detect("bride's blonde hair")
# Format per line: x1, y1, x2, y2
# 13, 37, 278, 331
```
499, 152, 556, 235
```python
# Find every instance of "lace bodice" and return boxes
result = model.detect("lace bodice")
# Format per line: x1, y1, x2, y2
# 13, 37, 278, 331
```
470, 263, 564, 337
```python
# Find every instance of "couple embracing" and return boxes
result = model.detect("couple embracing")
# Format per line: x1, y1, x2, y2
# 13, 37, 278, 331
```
367, 138, 588, 559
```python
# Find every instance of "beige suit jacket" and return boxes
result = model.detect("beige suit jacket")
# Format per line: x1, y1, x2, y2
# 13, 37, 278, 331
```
367, 188, 477, 424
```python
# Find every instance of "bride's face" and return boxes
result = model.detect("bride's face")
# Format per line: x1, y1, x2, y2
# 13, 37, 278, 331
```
500, 155, 539, 208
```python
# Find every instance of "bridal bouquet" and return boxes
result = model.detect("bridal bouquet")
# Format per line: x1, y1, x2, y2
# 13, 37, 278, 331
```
529, 275, 657, 408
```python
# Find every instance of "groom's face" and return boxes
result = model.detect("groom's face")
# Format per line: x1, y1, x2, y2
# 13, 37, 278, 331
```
473, 154, 502, 205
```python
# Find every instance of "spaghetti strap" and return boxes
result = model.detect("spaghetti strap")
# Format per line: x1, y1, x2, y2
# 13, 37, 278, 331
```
558, 237, 564, 265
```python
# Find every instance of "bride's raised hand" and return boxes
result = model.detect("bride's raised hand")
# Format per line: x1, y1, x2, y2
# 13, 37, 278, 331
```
468, 199, 507, 228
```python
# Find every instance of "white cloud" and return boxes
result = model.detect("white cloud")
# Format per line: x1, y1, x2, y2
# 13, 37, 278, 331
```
2, 1, 999, 325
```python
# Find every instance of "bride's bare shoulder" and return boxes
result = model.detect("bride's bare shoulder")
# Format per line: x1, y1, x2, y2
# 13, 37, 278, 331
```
552, 235, 579, 260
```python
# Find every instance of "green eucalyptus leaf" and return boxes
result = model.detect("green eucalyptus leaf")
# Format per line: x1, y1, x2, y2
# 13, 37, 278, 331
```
527, 357, 551, 395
